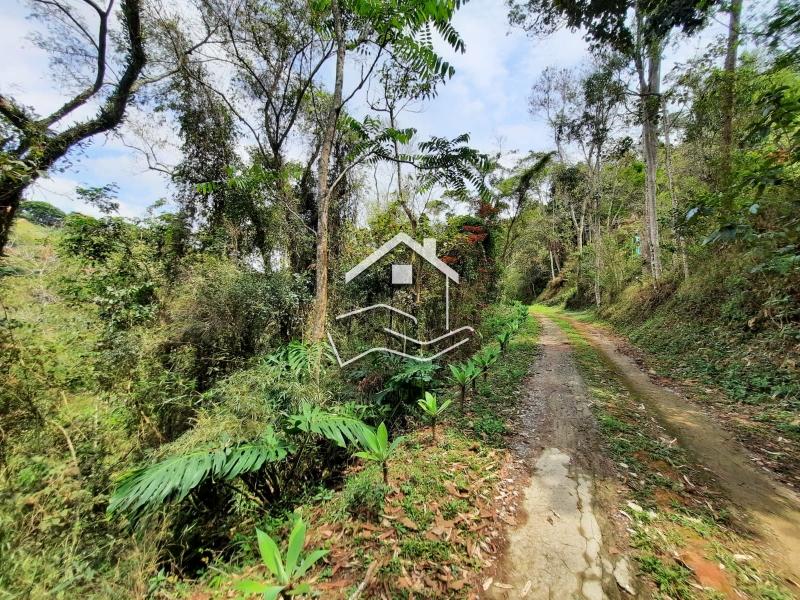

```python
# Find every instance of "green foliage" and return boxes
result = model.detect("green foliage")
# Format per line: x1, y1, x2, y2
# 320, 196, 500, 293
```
289, 402, 369, 449
109, 401, 378, 516
236, 518, 328, 599
59, 213, 130, 264
162, 258, 310, 385
57, 213, 159, 331
266, 341, 322, 381
76, 184, 120, 215
472, 346, 500, 380
108, 430, 290, 514
496, 329, 513, 353
416, 391, 452, 441
377, 360, 439, 407
354, 423, 404, 486
343, 469, 389, 521
448, 361, 478, 412
18, 200, 66, 227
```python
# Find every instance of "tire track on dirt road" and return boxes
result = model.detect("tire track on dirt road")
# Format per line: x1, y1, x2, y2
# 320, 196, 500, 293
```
563, 314, 800, 584
488, 316, 631, 600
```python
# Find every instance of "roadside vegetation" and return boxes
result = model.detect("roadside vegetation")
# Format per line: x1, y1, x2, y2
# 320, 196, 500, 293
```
0, 219, 536, 597
508, 0, 800, 494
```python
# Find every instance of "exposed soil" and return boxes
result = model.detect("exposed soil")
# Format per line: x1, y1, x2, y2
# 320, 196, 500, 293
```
487, 317, 632, 599
563, 314, 800, 584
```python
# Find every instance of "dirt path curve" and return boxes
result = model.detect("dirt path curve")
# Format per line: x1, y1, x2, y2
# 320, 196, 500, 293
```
564, 314, 800, 582
489, 316, 630, 600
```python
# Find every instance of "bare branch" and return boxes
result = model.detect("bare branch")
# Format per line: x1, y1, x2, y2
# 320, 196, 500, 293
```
33, 0, 99, 50
39, 0, 111, 127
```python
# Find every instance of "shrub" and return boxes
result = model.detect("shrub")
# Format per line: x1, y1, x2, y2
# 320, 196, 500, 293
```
161, 257, 309, 387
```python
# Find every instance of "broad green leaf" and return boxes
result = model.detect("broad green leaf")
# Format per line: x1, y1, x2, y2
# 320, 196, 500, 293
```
354, 451, 377, 462
235, 580, 279, 595
256, 529, 286, 583
377, 423, 389, 448
262, 585, 287, 600
296, 549, 329, 577
285, 518, 306, 576
287, 582, 312, 595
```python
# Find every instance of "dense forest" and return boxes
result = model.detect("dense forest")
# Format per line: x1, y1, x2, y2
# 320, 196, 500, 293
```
1, 0, 799, 598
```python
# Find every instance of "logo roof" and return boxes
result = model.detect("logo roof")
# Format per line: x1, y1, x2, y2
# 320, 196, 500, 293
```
344, 232, 459, 284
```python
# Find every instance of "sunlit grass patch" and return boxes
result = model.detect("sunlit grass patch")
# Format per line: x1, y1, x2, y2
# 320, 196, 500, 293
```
453, 310, 541, 446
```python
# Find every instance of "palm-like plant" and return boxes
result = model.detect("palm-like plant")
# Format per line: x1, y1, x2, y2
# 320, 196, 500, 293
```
417, 391, 452, 442
497, 330, 513, 354
237, 518, 328, 599
449, 362, 476, 412
473, 347, 500, 381
467, 360, 479, 394
354, 422, 404, 485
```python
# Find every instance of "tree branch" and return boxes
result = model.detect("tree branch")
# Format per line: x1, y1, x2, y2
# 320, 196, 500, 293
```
0, 95, 33, 130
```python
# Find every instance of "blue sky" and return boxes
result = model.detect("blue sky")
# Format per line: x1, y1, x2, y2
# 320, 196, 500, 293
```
2, 0, 733, 218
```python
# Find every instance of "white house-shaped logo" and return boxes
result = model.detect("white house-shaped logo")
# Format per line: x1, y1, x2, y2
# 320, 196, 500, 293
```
328, 233, 474, 367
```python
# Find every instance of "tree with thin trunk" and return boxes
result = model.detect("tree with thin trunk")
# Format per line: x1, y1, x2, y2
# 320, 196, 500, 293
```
307, 0, 469, 341
662, 96, 689, 279
720, 0, 743, 211
0, 0, 146, 254
507, 0, 722, 283
308, 0, 346, 343
568, 55, 625, 305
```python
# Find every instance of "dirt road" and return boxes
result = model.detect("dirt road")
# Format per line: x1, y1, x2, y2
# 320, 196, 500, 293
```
489, 316, 629, 600
489, 312, 800, 599
565, 314, 800, 582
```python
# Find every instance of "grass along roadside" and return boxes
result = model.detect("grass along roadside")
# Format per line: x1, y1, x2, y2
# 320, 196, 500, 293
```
178, 312, 541, 598
533, 306, 794, 600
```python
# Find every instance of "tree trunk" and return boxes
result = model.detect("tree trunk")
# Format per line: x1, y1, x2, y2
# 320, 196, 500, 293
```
720, 0, 743, 200
309, 0, 345, 342
382, 463, 389, 486
593, 212, 602, 306
662, 98, 689, 279
637, 36, 664, 281
0, 182, 26, 253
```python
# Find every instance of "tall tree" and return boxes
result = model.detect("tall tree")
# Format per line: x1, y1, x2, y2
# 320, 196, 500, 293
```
0, 0, 146, 254
529, 67, 579, 163
309, 0, 346, 342
570, 55, 625, 304
307, 0, 468, 340
720, 0, 743, 197
508, 0, 721, 281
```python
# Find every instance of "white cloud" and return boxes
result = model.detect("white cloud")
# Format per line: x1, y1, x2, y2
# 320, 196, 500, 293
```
413, 0, 589, 154
25, 132, 174, 218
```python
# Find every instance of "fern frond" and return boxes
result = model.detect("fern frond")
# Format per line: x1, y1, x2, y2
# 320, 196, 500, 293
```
288, 402, 368, 448
109, 431, 289, 515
